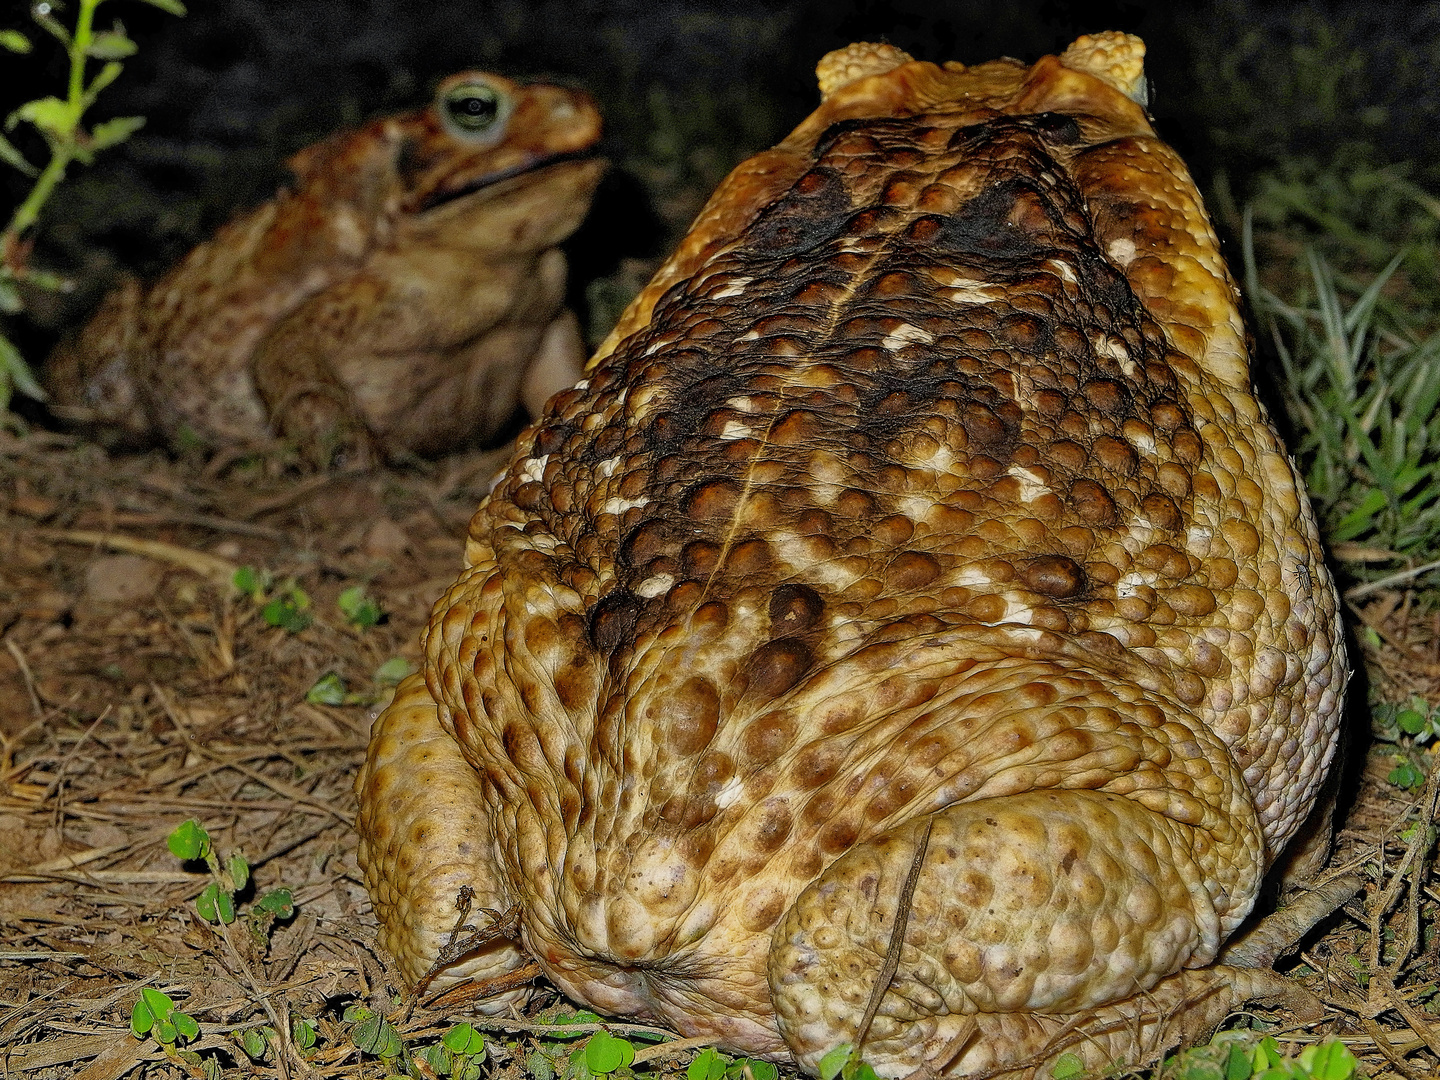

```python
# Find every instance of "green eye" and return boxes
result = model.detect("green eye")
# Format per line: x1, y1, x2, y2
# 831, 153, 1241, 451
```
442, 82, 506, 133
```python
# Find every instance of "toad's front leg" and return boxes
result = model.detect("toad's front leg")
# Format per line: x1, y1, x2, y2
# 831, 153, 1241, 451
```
355, 673, 528, 1006
770, 790, 1270, 1078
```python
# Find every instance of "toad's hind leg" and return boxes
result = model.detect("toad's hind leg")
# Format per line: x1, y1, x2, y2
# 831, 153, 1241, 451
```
355, 673, 527, 1006
770, 791, 1274, 1078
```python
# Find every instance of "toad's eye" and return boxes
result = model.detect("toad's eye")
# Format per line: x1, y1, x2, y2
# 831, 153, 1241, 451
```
440, 81, 511, 139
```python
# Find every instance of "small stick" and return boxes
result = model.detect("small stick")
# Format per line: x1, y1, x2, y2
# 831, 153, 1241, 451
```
4, 637, 44, 720
854, 817, 934, 1056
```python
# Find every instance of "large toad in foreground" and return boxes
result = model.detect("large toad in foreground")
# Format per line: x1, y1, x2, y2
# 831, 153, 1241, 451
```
358, 34, 1346, 1077
48, 72, 604, 463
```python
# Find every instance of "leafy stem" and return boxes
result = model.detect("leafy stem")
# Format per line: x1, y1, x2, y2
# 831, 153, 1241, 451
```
1, 0, 185, 411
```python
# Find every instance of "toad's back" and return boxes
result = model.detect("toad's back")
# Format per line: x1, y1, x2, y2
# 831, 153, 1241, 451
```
358, 34, 1344, 1078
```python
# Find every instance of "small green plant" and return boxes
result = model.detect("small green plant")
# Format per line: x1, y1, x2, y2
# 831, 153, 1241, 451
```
417, 1023, 489, 1080
1, 0, 185, 413
1387, 755, 1427, 791
305, 671, 349, 705
130, 987, 198, 1046
374, 656, 413, 685
237, 1017, 317, 1064
131, 987, 222, 1078
522, 1012, 678, 1080
1160, 1031, 1359, 1080
232, 565, 312, 632
687, 1047, 779, 1080
1049, 1053, 1084, 1079
1367, 699, 1438, 789
338, 584, 383, 628
817, 1045, 878, 1080
306, 657, 413, 706
1373, 696, 1440, 743
344, 1002, 407, 1071
583, 1030, 636, 1075
167, 818, 294, 933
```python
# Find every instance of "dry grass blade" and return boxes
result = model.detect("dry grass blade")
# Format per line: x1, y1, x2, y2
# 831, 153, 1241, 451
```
4, 637, 45, 721
853, 818, 933, 1056
36, 528, 239, 587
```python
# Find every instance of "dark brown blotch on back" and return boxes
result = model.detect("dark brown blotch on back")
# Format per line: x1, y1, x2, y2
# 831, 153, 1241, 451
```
664, 676, 722, 756
744, 639, 815, 700
742, 166, 856, 259
769, 583, 825, 636
1021, 555, 1087, 599
588, 590, 642, 655
620, 519, 671, 569
1068, 479, 1118, 526
683, 478, 743, 520
887, 551, 941, 590
926, 178, 1054, 263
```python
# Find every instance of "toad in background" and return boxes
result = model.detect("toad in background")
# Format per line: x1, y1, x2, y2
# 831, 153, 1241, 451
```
47, 71, 605, 464
357, 34, 1346, 1078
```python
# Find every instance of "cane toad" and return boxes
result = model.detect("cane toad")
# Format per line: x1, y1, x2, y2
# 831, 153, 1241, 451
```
47, 71, 605, 462
357, 34, 1345, 1077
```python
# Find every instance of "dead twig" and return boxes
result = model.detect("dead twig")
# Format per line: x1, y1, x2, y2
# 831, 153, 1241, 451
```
38, 529, 238, 588
4, 636, 45, 721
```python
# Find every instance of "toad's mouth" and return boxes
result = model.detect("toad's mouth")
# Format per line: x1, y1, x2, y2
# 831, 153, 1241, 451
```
418, 148, 605, 212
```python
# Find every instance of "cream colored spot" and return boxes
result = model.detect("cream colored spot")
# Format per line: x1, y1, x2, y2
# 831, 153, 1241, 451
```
1126, 521, 1156, 547
1048, 259, 1078, 284
1091, 333, 1138, 378
945, 281, 1000, 303
1006, 465, 1050, 502
736, 329, 761, 342
900, 495, 936, 521
1107, 237, 1138, 266
601, 495, 649, 515
1126, 428, 1156, 457
636, 574, 674, 599
329, 206, 369, 260
520, 455, 549, 484
715, 776, 745, 809
720, 419, 751, 440
881, 323, 934, 351
573, 379, 589, 391
712, 276, 753, 300
726, 396, 757, 412
1116, 570, 1155, 598
917, 443, 955, 471
809, 558, 866, 591
596, 455, 622, 478
1000, 595, 1035, 624
955, 566, 992, 587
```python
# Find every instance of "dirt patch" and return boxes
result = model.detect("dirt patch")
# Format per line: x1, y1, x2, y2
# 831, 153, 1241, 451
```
0, 431, 513, 1075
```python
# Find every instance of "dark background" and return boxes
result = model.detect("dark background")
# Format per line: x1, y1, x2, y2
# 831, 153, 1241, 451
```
2, 0, 1431, 357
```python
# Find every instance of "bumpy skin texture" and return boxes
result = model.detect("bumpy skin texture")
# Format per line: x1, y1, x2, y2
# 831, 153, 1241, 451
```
357, 33, 1346, 1077
47, 72, 605, 462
